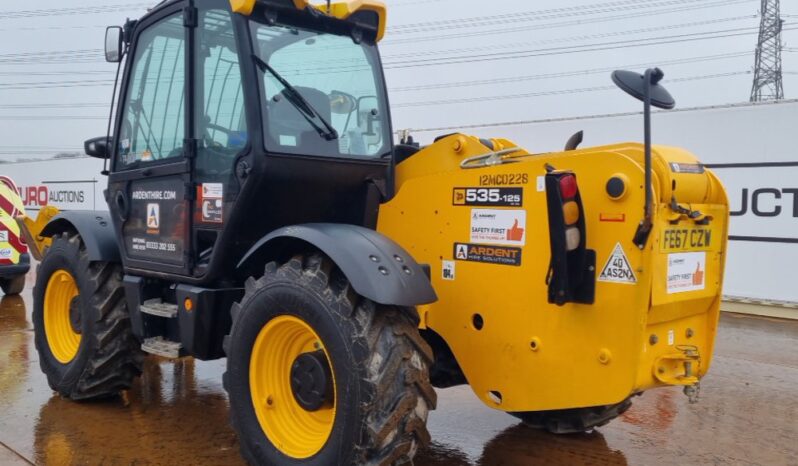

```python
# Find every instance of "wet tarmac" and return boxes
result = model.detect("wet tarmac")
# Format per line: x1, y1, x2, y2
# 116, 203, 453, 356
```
1, 277, 797, 465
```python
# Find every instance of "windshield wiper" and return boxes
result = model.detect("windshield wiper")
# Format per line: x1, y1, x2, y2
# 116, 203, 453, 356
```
252, 54, 338, 141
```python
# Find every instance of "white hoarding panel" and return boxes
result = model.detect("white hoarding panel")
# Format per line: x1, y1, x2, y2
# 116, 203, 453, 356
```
0, 158, 106, 212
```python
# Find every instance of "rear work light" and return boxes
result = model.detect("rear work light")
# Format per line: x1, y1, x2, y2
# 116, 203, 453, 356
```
544, 169, 596, 306
565, 226, 581, 251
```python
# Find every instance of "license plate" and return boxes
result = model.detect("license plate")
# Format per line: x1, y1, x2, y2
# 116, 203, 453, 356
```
661, 227, 713, 252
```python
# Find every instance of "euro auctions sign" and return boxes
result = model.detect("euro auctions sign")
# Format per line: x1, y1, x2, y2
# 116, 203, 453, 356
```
1, 157, 106, 211
17, 183, 93, 211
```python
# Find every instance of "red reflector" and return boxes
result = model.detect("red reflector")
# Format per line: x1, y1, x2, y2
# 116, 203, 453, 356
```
559, 175, 577, 199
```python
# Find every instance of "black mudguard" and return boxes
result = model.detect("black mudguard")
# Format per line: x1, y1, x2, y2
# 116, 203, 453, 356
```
40, 211, 120, 262
237, 223, 437, 307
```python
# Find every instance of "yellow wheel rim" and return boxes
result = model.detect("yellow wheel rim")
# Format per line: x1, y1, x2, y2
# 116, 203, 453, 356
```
249, 315, 336, 459
43, 270, 81, 364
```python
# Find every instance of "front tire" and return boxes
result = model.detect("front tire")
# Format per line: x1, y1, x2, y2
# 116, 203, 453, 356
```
0, 274, 25, 295
224, 254, 436, 466
33, 232, 143, 400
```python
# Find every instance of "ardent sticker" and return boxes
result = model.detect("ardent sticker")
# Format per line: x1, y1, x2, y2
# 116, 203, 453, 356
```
454, 243, 522, 266
598, 242, 636, 284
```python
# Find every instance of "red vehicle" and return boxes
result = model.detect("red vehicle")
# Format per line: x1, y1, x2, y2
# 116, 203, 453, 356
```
0, 176, 29, 295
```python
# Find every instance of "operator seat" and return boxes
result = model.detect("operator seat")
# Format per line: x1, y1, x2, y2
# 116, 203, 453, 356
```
267, 86, 338, 155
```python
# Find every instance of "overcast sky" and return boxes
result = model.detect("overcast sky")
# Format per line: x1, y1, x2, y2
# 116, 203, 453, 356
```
0, 0, 795, 160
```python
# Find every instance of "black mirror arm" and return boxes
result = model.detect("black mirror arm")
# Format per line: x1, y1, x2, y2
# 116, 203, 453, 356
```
631, 69, 657, 249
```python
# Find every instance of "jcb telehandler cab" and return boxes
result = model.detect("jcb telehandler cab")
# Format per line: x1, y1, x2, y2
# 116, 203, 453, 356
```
19, 1, 729, 465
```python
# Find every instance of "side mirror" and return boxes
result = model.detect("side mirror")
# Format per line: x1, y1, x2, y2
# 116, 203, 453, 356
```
105, 26, 123, 63
611, 69, 675, 110
85, 136, 110, 159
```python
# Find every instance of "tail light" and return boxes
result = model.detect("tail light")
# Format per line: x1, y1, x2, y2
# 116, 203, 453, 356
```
545, 171, 596, 306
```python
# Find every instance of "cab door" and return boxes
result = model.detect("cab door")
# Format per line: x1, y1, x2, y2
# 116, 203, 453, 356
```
108, 5, 194, 275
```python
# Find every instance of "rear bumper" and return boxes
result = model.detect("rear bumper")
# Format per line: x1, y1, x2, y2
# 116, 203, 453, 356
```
0, 253, 30, 278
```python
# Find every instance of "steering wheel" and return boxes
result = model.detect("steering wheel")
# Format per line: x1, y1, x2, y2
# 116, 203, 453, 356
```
196, 121, 243, 177
206, 122, 236, 139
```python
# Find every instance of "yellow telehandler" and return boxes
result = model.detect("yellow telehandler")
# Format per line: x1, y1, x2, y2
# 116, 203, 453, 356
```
18, 1, 728, 464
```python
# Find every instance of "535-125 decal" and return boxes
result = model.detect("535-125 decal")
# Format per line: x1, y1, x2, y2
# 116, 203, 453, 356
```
453, 187, 523, 207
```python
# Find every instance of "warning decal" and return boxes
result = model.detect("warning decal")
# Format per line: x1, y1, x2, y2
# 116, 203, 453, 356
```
442, 260, 455, 280
598, 242, 637, 284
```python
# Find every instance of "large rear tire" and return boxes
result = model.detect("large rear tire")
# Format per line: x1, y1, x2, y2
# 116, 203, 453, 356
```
33, 232, 143, 400
0, 274, 25, 295
224, 254, 436, 466
510, 398, 632, 434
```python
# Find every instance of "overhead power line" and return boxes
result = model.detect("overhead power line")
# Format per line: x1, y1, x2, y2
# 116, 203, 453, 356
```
379, 26, 786, 70
391, 52, 753, 92
0, 72, 752, 119
0, 52, 752, 103
389, 0, 676, 30
0, 70, 111, 77
383, 0, 756, 44
275, 24, 772, 77
0, 3, 149, 20
392, 71, 752, 108
387, 16, 757, 60
0, 116, 107, 121
0, 79, 114, 91
389, 0, 742, 33
0, 103, 109, 109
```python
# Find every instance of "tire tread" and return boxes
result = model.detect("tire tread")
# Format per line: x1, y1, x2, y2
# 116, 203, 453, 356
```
224, 253, 435, 466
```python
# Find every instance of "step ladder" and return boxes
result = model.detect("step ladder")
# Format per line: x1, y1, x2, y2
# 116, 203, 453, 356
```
140, 298, 178, 318
139, 299, 181, 358
141, 336, 182, 358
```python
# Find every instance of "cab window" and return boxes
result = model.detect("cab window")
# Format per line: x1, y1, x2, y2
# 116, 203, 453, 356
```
117, 14, 185, 168
251, 23, 391, 158
194, 6, 247, 184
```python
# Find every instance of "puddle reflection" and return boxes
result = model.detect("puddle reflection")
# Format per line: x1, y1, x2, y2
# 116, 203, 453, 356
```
0, 295, 29, 405
417, 422, 627, 466
33, 358, 241, 466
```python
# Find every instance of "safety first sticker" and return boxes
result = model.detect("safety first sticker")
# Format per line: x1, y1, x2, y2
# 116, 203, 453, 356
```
667, 252, 706, 293
470, 209, 526, 246
598, 242, 637, 284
